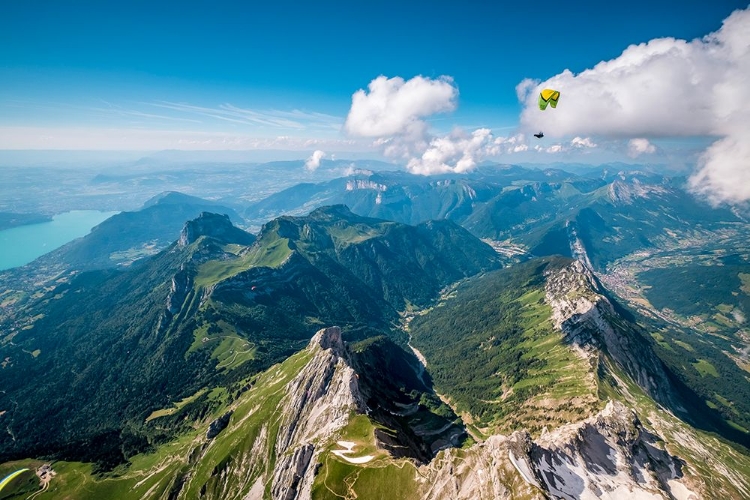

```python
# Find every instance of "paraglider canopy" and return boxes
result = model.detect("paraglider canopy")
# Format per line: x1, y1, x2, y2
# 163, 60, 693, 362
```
538, 89, 560, 110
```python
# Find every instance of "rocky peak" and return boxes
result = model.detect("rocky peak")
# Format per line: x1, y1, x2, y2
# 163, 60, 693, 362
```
420, 400, 695, 500
345, 179, 387, 192
270, 326, 365, 498
608, 178, 667, 205
308, 204, 355, 221
310, 326, 345, 354
178, 212, 254, 247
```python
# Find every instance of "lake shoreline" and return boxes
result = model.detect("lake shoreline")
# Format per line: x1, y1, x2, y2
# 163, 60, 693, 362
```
0, 210, 119, 271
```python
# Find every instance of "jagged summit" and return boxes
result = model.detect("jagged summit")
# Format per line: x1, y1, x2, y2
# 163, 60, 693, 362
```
310, 325, 346, 354
178, 212, 255, 247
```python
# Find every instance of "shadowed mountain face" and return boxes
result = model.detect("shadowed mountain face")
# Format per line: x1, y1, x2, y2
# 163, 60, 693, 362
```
0, 206, 500, 468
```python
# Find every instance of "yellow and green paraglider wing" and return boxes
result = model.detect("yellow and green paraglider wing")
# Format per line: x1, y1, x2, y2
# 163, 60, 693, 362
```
0, 469, 30, 494
538, 89, 560, 110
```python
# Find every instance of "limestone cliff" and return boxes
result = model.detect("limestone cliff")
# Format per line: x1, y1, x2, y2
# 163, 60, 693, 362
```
420, 401, 697, 500
270, 327, 366, 500
545, 259, 685, 413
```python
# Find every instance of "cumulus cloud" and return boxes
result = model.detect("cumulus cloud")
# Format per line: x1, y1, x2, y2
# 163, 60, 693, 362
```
689, 137, 750, 204
304, 150, 325, 171
494, 134, 530, 153
628, 138, 656, 157
344, 75, 503, 174
407, 129, 497, 175
571, 136, 597, 148
517, 6, 750, 203
344, 75, 457, 138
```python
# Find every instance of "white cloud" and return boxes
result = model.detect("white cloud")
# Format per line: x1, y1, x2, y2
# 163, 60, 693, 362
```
407, 128, 496, 175
493, 133, 532, 154
689, 137, 750, 204
344, 75, 457, 138
344, 75, 500, 174
304, 149, 325, 171
517, 6, 750, 203
628, 138, 656, 157
571, 136, 596, 148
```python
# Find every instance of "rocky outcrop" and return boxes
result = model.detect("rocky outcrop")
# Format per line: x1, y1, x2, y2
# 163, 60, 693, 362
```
420, 401, 696, 500
178, 212, 255, 247
545, 260, 685, 412
270, 326, 366, 499
608, 179, 668, 205
207, 411, 233, 439
166, 264, 192, 315
345, 179, 387, 192
524, 401, 694, 500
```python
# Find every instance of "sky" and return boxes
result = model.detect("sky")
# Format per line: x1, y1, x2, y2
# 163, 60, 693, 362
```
1, 1, 749, 201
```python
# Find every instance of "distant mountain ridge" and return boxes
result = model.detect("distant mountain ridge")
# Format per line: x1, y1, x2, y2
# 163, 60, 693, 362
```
245, 167, 742, 272
30, 191, 245, 271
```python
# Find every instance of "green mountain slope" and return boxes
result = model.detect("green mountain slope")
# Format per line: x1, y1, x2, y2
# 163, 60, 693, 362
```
4, 315, 749, 499
0, 206, 499, 469
409, 257, 750, 448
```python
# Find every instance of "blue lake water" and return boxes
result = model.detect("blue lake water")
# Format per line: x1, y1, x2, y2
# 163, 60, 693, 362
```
0, 210, 119, 271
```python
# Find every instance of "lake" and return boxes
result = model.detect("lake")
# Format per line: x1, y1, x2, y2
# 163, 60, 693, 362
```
0, 210, 119, 271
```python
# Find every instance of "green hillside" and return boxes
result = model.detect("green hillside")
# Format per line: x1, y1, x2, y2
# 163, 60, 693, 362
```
409, 257, 601, 437
0, 206, 499, 469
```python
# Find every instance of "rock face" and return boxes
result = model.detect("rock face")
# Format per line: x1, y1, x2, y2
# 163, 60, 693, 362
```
418, 401, 696, 500
206, 411, 233, 439
166, 264, 192, 315
521, 401, 695, 500
608, 179, 667, 205
178, 212, 255, 247
270, 327, 366, 500
544, 260, 685, 413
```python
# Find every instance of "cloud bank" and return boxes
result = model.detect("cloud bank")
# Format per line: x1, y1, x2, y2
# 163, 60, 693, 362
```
518, 6, 750, 203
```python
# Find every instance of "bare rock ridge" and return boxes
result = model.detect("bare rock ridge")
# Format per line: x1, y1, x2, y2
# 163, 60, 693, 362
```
419, 400, 696, 500
516, 400, 695, 500
545, 260, 684, 412
271, 326, 365, 500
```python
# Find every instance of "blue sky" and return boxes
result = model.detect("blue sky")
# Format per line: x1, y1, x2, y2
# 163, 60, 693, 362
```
1, 0, 748, 165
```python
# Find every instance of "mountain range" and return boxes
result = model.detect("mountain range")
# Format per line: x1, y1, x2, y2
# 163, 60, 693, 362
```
1, 163, 749, 499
